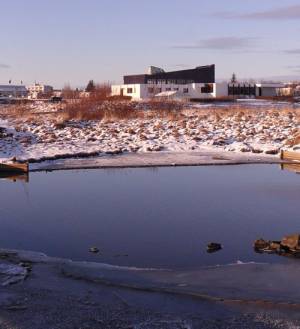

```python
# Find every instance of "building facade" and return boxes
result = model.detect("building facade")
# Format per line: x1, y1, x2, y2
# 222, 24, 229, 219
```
228, 82, 285, 97
112, 65, 289, 100
111, 65, 229, 100
0, 85, 28, 98
27, 83, 53, 99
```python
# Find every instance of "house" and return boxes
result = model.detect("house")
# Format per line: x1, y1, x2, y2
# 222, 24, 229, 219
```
27, 83, 53, 99
111, 65, 228, 100
295, 85, 300, 96
0, 85, 28, 98
255, 83, 285, 97
278, 83, 300, 97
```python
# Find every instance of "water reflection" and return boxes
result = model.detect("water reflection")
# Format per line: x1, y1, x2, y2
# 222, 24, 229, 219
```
0, 165, 299, 269
281, 163, 300, 175
0, 172, 29, 183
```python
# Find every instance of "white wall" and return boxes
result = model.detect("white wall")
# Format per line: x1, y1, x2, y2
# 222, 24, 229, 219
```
111, 84, 141, 99
214, 82, 228, 97
111, 82, 229, 100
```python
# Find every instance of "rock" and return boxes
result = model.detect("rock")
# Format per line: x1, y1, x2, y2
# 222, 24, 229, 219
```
252, 149, 263, 154
0, 264, 28, 286
54, 122, 66, 129
212, 139, 227, 146
192, 136, 202, 142
105, 149, 122, 155
240, 146, 251, 152
207, 242, 222, 253
152, 145, 164, 151
254, 234, 300, 257
269, 241, 281, 252
281, 234, 300, 250
265, 149, 279, 155
87, 137, 97, 142
254, 239, 270, 252
18, 262, 32, 272
89, 247, 99, 254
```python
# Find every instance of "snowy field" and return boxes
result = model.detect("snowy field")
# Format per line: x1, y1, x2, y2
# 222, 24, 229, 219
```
0, 100, 299, 162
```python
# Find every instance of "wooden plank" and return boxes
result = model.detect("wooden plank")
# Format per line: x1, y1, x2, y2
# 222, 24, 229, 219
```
0, 162, 29, 173
280, 150, 300, 162
281, 163, 300, 174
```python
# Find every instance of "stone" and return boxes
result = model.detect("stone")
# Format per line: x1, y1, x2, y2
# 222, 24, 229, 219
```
281, 234, 300, 250
265, 149, 279, 155
254, 239, 270, 251
212, 139, 227, 146
252, 149, 263, 154
89, 247, 99, 254
240, 146, 251, 152
269, 241, 281, 252
207, 242, 222, 253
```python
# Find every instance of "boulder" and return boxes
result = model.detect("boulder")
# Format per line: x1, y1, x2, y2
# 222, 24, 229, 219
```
265, 149, 279, 155
254, 239, 270, 251
207, 242, 222, 253
269, 241, 281, 252
89, 247, 99, 254
281, 234, 300, 250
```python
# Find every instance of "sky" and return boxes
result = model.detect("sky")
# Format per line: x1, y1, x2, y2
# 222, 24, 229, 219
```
0, 0, 299, 88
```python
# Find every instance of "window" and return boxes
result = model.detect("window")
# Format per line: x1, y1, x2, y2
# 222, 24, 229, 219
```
166, 88, 171, 91
127, 88, 133, 94
183, 88, 189, 93
173, 88, 179, 91
201, 84, 214, 93
148, 87, 154, 93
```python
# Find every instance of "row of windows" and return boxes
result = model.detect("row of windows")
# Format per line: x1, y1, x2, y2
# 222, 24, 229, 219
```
125, 84, 214, 95
147, 79, 194, 85
118, 88, 136, 94
228, 85, 256, 96
147, 87, 189, 94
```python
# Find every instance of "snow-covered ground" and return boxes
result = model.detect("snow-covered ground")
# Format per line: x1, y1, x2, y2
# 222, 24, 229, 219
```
0, 102, 299, 162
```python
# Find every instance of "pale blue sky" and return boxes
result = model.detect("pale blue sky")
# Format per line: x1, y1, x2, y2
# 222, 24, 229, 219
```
0, 0, 299, 88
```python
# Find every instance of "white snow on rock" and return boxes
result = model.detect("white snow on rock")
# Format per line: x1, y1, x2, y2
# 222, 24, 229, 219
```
0, 103, 299, 162
0, 263, 27, 286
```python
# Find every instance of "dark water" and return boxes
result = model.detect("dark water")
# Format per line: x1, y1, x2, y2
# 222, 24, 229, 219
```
0, 165, 299, 269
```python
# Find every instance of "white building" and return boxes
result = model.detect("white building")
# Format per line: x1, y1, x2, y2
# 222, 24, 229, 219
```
255, 83, 285, 97
228, 82, 286, 97
0, 85, 28, 98
112, 65, 289, 100
111, 65, 228, 100
295, 85, 300, 96
112, 81, 229, 100
27, 83, 53, 99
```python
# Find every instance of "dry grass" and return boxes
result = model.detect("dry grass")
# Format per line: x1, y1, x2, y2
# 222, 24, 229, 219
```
0, 104, 32, 120
285, 133, 300, 147
1, 89, 299, 131
61, 87, 186, 122
60, 84, 136, 121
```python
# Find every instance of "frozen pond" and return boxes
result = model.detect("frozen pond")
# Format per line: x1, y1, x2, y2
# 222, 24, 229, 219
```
0, 165, 300, 269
